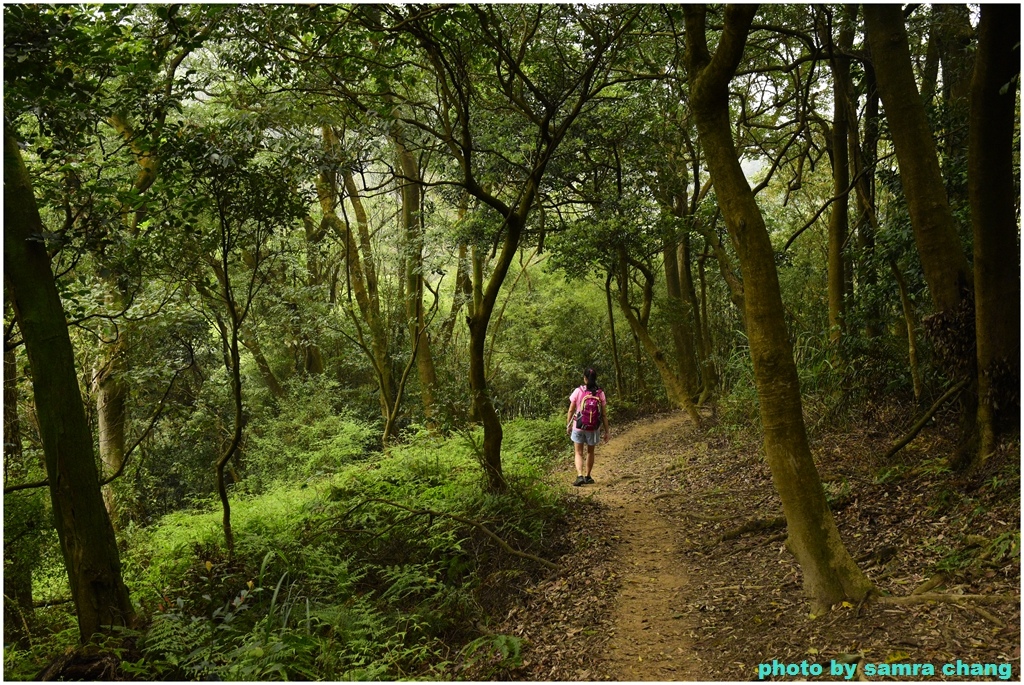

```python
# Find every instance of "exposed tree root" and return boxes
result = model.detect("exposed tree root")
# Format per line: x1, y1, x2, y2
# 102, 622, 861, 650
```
911, 574, 946, 595
877, 590, 1014, 628
878, 592, 1017, 606
36, 650, 121, 681
952, 603, 1007, 628
718, 515, 786, 542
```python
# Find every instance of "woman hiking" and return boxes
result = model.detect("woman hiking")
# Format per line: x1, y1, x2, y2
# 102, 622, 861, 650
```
566, 367, 610, 486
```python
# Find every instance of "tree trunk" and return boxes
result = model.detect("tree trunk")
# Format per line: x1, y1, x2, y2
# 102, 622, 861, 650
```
678, 232, 709, 399
440, 244, 472, 349
933, 4, 974, 204
969, 4, 1020, 461
91, 114, 164, 528
395, 133, 438, 427
820, 8, 852, 346
864, 5, 977, 467
919, 9, 941, 107
216, 320, 242, 558
467, 212, 528, 493
240, 333, 285, 399
300, 215, 326, 374
5, 131, 134, 641
693, 215, 746, 328
617, 247, 701, 425
696, 244, 718, 402
863, 5, 972, 313
853, 40, 882, 339
890, 259, 923, 403
319, 127, 397, 434
93, 322, 127, 518
662, 227, 700, 395
605, 272, 625, 398
468, 312, 504, 491
683, 5, 872, 614
466, 243, 486, 423
334, 168, 396, 435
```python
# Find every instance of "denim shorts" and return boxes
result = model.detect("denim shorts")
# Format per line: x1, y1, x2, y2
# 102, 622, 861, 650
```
571, 428, 601, 446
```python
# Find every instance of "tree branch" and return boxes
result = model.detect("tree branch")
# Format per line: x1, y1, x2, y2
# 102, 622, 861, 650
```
882, 379, 969, 461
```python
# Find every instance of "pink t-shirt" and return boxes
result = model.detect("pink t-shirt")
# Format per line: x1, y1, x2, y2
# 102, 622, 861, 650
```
570, 386, 607, 413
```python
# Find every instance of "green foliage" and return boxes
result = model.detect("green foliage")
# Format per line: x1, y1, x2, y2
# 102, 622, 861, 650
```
875, 464, 910, 484
716, 343, 761, 433
932, 531, 1020, 575
2, 625, 79, 681
245, 377, 378, 492
116, 418, 566, 680
134, 569, 321, 680
457, 633, 525, 678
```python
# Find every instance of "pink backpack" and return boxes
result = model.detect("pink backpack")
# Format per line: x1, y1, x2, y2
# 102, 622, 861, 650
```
577, 388, 602, 431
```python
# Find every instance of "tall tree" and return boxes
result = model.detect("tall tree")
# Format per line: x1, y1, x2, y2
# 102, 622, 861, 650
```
862, 6, 972, 316
94, 7, 220, 521
315, 126, 400, 439
817, 6, 854, 346
683, 4, 871, 614
615, 245, 702, 425
968, 4, 1020, 461
171, 120, 305, 554
864, 5, 976, 466
379, 4, 643, 490
5, 131, 135, 641
394, 126, 439, 427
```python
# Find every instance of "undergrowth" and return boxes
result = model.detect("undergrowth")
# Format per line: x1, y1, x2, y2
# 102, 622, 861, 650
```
6, 416, 568, 681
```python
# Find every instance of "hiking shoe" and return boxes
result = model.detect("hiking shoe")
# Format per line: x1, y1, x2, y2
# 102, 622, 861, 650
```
573, 475, 586, 487
584, 475, 595, 484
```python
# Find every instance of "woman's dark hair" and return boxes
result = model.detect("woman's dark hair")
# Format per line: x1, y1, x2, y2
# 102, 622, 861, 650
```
584, 367, 601, 392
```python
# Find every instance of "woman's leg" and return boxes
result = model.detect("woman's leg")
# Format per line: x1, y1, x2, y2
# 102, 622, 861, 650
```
574, 440, 586, 476
586, 443, 596, 477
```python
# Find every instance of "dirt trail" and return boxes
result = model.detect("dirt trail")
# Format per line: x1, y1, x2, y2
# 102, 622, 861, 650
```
575, 413, 701, 680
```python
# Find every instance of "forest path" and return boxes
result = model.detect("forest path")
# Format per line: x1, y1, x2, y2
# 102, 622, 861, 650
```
575, 412, 701, 680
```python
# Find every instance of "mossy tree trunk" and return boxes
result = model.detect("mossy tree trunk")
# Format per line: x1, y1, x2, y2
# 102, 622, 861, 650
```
968, 4, 1020, 460
467, 210, 529, 492
682, 5, 872, 615
818, 7, 853, 347
864, 5, 980, 468
316, 125, 397, 438
395, 131, 438, 427
93, 314, 127, 518
91, 114, 160, 524
5, 131, 134, 641
616, 246, 702, 426
863, 5, 973, 314
663, 233, 700, 395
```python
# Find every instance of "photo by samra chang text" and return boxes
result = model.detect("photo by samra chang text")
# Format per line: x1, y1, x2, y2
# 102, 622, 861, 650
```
757, 658, 1014, 680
